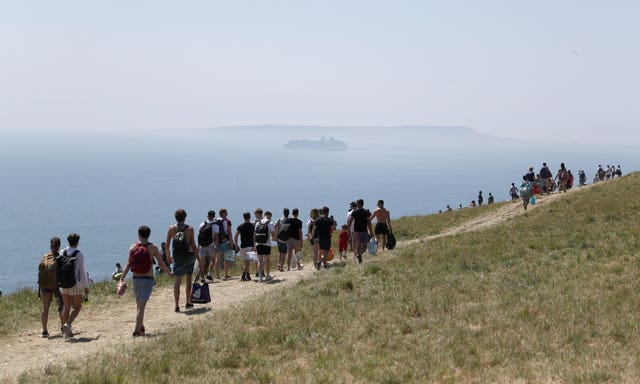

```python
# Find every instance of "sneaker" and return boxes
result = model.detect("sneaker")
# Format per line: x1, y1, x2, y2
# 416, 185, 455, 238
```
245, 273, 251, 281
240, 273, 246, 281
316, 262, 321, 270
63, 323, 74, 338
206, 274, 213, 281
258, 278, 264, 283
185, 303, 194, 309
357, 254, 362, 263
41, 331, 49, 338
265, 274, 273, 282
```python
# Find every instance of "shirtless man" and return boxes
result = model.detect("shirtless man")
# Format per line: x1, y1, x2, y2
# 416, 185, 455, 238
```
165, 209, 198, 312
369, 200, 392, 251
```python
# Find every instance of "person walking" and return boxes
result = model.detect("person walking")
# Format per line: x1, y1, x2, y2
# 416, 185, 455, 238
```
286, 208, 304, 271
213, 209, 234, 280
119, 225, 173, 336
234, 212, 256, 281
197, 210, 216, 281
38, 237, 64, 338
275, 208, 290, 272
311, 207, 336, 269
370, 200, 392, 251
540, 162, 553, 194
59, 233, 89, 339
165, 209, 197, 312
254, 209, 276, 282
307, 208, 320, 269
347, 199, 374, 263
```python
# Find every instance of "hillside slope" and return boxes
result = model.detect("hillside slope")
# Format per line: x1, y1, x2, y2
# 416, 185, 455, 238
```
9, 174, 640, 383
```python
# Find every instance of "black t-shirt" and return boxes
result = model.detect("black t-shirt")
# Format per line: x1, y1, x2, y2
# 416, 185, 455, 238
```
286, 218, 303, 240
236, 222, 255, 248
314, 216, 334, 239
351, 208, 370, 232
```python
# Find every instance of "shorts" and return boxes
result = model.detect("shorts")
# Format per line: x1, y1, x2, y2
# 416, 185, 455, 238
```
277, 241, 288, 254
40, 288, 63, 312
256, 244, 271, 255
287, 238, 301, 252
173, 254, 195, 277
375, 223, 389, 235
224, 249, 236, 262
238, 247, 255, 262
216, 242, 232, 266
357, 232, 370, 243
60, 285, 83, 296
132, 276, 154, 301
318, 237, 332, 251
199, 244, 216, 258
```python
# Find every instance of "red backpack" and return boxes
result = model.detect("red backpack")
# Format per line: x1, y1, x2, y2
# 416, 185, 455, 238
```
129, 242, 152, 273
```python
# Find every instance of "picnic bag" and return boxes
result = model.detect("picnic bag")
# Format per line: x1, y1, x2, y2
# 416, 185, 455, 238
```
190, 280, 211, 304
386, 231, 397, 250
367, 239, 377, 256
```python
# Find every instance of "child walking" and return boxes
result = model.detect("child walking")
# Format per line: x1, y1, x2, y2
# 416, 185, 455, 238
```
338, 225, 349, 260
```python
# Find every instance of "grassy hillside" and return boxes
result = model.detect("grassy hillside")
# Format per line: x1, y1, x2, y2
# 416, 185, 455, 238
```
20, 174, 640, 383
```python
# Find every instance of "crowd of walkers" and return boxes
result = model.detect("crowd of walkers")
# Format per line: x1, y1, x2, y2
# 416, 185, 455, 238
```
513, 162, 623, 210
442, 163, 623, 213
37, 199, 393, 339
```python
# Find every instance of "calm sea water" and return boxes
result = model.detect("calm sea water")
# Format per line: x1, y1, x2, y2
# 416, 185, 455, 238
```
0, 129, 636, 294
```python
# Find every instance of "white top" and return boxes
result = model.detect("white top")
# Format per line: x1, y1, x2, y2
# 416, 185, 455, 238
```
346, 210, 354, 232
255, 218, 275, 245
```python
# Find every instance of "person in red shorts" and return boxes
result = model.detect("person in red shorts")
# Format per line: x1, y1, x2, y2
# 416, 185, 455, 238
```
338, 224, 349, 260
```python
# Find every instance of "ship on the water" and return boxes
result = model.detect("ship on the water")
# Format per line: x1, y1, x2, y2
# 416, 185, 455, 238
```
284, 137, 347, 151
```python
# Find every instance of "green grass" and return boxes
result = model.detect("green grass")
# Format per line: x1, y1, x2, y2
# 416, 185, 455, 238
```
13, 173, 640, 383
391, 201, 506, 241
0, 274, 176, 338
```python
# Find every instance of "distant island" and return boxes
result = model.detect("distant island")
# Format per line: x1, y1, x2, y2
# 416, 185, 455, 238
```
284, 137, 347, 151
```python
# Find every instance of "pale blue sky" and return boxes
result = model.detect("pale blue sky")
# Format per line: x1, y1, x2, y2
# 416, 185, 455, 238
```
1, 1, 638, 144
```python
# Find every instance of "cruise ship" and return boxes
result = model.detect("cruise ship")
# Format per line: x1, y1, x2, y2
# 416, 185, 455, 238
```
284, 137, 347, 151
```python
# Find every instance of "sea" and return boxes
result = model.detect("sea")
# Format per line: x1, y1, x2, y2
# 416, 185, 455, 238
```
1, 127, 637, 295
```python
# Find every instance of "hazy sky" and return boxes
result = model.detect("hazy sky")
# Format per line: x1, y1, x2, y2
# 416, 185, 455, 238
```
1, 1, 638, 144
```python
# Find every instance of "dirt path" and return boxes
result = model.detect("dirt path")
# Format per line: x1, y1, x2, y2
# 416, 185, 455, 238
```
0, 187, 589, 383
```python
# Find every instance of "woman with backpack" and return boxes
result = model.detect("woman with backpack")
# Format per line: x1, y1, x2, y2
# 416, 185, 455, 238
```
38, 237, 64, 338
59, 233, 89, 339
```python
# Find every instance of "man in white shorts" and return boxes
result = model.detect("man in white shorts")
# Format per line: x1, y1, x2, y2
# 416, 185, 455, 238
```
234, 212, 256, 281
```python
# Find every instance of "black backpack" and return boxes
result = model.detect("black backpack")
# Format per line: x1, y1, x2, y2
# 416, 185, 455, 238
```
172, 224, 190, 260
276, 219, 291, 242
198, 221, 214, 247
216, 218, 229, 244
386, 231, 397, 250
254, 220, 270, 244
56, 249, 79, 288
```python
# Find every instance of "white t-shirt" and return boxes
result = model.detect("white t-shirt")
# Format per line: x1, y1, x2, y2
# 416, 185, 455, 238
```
255, 218, 275, 245
346, 210, 354, 232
